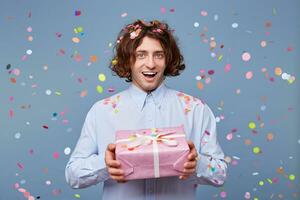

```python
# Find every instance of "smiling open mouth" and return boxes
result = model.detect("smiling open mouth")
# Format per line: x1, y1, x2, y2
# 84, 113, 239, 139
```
142, 72, 157, 78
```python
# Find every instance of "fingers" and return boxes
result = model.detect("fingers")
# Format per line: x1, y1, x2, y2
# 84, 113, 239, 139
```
105, 143, 126, 182
184, 160, 197, 169
105, 143, 120, 167
108, 168, 124, 176
187, 140, 198, 161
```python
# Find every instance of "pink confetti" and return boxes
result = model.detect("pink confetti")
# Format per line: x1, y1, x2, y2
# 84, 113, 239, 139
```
242, 52, 251, 62
14, 183, 20, 189
224, 64, 231, 73
18, 188, 26, 193
17, 162, 24, 170
53, 152, 59, 159
169, 8, 175, 12
160, 7, 166, 13
245, 71, 253, 79
9, 96, 14, 102
220, 191, 227, 198
200, 10, 208, 16
226, 133, 233, 140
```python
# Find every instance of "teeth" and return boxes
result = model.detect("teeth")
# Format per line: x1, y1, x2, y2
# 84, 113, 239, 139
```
142, 72, 157, 75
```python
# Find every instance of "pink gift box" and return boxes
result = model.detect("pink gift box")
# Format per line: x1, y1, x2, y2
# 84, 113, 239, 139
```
115, 125, 189, 180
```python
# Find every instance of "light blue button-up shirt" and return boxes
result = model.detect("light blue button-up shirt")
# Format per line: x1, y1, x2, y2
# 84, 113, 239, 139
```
65, 82, 227, 200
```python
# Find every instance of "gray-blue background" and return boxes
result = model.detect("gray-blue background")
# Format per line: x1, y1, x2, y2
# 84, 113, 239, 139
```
1, 0, 299, 199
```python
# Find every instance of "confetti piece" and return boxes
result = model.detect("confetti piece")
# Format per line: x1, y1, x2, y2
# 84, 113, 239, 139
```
200, 10, 208, 16
75, 10, 81, 16
244, 192, 251, 199
9, 109, 14, 118
274, 67, 282, 76
15, 132, 21, 139
74, 26, 84, 34
64, 147, 71, 155
90, 55, 97, 62
96, 85, 103, 93
260, 40, 267, 47
53, 152, 59, 159
194, 22, 199, 27
26, 49, 32, 55
106, 87, 114, 93
242, 52, 251, 62
232, 23, 238, 28
74, 194, 81, 198
245, 71, 253, 79
289, 174, 295, 181
220, 191, 227, 198
80, 90, 88, 97
197, 82, 204, 90
217, 54, 223, 61
27, 35, 33, 41
45, 89, 52, 95
46, 180, 51, 185
267, 133, 274, 141
224, 64, 231, 73
98, 73, 106, 82
160, 7, 166, 14
72, 37, 80, 43
258, 180, 264, 186
17, 162, 24, 169
112, 59, 118, 65
248, 122, 256, 129
226, 133, 233, 140
214, 14, 218, 21
42, 125, 49, 129
121, 12, 128, 17
253, 146, 261, 154
27, 26, 32, 32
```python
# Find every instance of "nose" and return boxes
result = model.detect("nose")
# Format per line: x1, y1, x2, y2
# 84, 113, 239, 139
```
145, 56, 155, 69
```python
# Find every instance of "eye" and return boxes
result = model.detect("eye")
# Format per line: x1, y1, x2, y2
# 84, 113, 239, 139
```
136, 52, 146, 59
155, 53, 165, 59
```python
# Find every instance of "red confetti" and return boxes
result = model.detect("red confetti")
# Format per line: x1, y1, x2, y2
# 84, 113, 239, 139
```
9, 109, 14, 118
75, 10, 81, 16
42, 125, 49, 129
208, 70, 215, 75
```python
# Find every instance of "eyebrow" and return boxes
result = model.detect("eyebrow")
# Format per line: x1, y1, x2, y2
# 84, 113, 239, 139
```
135, 50, 164, 53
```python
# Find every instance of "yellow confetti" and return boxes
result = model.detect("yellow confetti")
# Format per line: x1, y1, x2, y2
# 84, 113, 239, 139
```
289, 174, 295, 181
98, 73, 106, 82
253, 146, 261, 154
112, 59, 118, 65
248, 122, 256, 129
96, 85, 103, 93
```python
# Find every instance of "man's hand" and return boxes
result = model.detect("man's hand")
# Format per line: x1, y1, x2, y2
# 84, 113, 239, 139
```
179, 140, 198, 180
105, 143, 126, 183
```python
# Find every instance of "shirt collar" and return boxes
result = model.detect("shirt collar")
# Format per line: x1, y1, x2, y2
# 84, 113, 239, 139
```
128, 82, 167, 111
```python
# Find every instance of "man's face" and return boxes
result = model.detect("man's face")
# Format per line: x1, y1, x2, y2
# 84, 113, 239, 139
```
130, 36, 166, 93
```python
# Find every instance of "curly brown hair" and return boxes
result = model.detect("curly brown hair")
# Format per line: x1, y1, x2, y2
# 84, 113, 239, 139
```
109, 19, 185, 82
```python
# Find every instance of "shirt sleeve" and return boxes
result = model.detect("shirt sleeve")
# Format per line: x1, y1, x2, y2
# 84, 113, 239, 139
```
65, 104, 110, 189
189, 103, 228, 186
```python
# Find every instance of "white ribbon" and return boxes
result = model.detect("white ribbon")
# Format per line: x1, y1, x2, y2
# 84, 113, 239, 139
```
116, 129, 185, 178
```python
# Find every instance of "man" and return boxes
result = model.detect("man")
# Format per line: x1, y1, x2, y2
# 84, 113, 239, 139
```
65, 19, 227, 200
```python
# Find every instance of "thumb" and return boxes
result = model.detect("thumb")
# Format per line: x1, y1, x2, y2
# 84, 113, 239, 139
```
107, 143, 116, 152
